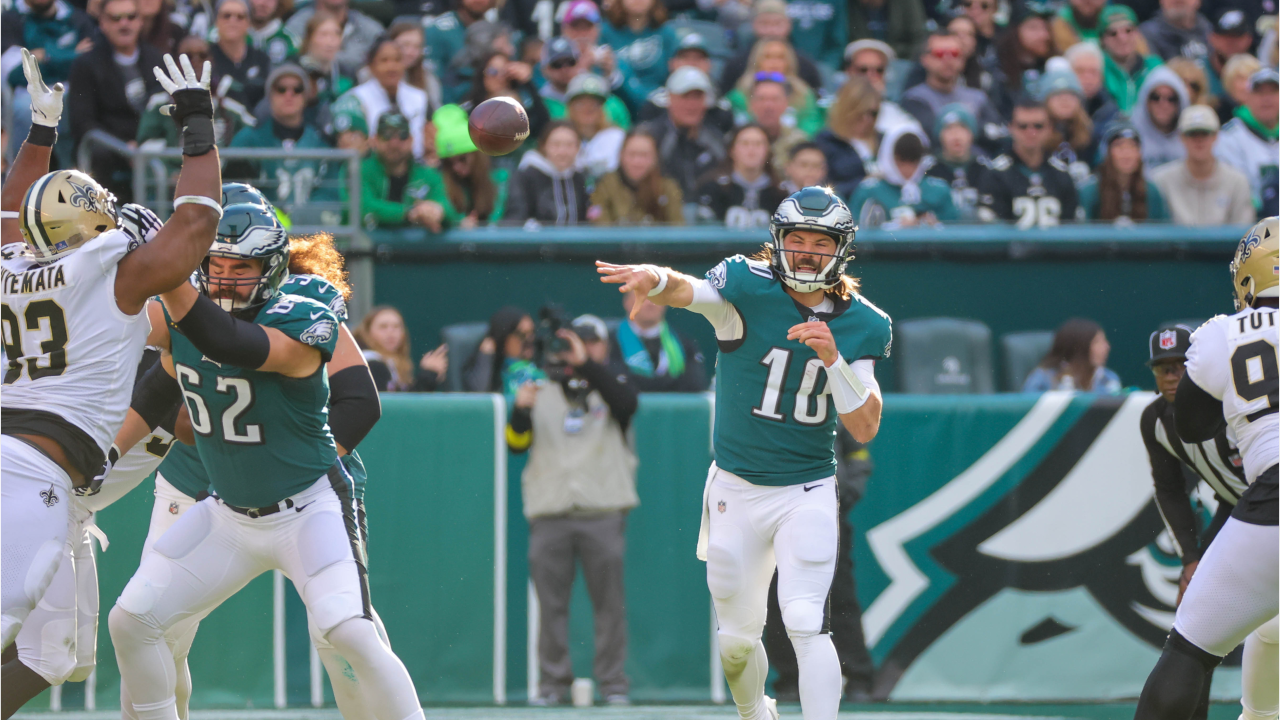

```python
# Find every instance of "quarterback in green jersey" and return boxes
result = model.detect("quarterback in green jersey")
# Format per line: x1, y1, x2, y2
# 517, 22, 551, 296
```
107, 202, 424, 720
599, 187, 890, 720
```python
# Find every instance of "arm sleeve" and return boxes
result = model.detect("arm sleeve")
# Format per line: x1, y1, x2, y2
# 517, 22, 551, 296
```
1174, 372, 1227, 442
173, 294, 273, 369
686, 275, 744, 342
1142, 405, 1202, 562
327, 365, 381, 450
577, 360, 639, 430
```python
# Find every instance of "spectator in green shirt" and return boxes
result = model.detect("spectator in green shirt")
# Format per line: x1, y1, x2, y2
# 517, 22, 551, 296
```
351, 112, 452, 230
1099, 5, 1164, 113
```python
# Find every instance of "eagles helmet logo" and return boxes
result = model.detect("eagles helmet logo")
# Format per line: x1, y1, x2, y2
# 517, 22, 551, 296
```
300, 318, 336, 346
768, 187, 856, 294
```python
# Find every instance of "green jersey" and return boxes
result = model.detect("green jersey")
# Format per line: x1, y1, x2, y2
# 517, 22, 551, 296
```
166, 292, 340, 507
156, 442, 210, 499
708, 255, 892, 486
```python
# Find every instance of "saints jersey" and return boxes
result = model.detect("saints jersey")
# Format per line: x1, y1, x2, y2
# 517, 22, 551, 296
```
167, 292, 340, 508
85, 427, 175, 513
1186, 306, 1279, 483
1, 232, 149, 468
708, 255, 892, 486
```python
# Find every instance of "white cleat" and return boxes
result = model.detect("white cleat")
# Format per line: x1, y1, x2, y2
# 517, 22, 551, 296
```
763, 695, 779, 720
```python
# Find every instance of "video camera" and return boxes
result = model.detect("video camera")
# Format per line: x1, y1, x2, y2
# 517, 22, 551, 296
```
534, 304, 572, 367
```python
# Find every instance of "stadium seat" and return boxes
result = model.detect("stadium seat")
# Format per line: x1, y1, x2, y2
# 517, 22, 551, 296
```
1000, 330, 1054, 392
440, 321, 489, 392
894, 318, 994, 394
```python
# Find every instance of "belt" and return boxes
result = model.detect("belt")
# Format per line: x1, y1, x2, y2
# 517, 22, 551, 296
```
218, 496, 295, 518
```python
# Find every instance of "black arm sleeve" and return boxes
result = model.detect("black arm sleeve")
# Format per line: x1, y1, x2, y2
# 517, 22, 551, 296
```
577, 360, 639, 431
327, 365, 381, 452
1142, 406, 1202, 563
174, 294, 272, 369
366, 359, 392, 391
131, 358, 185, 432
1174, 373, 1226, 443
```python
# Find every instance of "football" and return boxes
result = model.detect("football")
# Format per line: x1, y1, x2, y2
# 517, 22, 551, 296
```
467, 97, 530, 156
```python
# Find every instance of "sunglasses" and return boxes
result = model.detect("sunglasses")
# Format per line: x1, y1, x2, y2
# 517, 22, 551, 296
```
547, 59, 576, 70
378, 130, 411, 141
1104, 25, 1134, 37
106, 11, 138, 21
273, 83, 304, 95
931, 47, 961, 59
1014, 121, 1046, 130
854, 64, 885, 76
1149, 92, 1179, 104
754, 70, 786, 83
219, 11, 247, 19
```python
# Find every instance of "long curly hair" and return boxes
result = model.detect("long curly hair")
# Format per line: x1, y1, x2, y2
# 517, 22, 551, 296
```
288, 233, 351, 299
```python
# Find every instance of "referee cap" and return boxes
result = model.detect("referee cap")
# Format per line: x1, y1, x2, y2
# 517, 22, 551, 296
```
1146, 324, 1193, 365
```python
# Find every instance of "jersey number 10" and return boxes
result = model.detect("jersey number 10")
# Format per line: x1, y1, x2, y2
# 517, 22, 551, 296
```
751, 347, 830, 426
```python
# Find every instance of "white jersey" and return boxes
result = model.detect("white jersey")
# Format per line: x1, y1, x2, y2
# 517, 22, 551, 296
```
1186, 306, 1280, 483
81, 427, 175, 513
1, 231, 149, 457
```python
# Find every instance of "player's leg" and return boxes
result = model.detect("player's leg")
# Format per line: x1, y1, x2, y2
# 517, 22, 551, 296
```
577, 511, 630, 701
109, 500, 267, 720
1, 436, 73, 648
1241, 617, 1279, 720
1135, 516, 1279, 719
706, 469, 778, 720
528, 515, 577, 703
310, 613, 375, 720
68, 518, 99, 684
773, 480, 841, 720
280, 475, 423, 720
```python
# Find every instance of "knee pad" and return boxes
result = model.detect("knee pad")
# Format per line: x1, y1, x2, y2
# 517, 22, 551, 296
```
1255, 617, 1280, 645
717, 633, 757, 664
153, 503, 212, 561
23, 539, 65, 609
20, 617, 77, 685
781, 600, 824, 638
116, 558, 173, 621
108, 603, 161, 648
705, 526, 744, 601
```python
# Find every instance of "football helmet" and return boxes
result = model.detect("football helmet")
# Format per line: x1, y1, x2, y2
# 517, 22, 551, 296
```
19, 169, 118, 264
768, 187, 856, 294
198, 203, 289, 314
1230, 216, 1278, 310
221, 182, 271, 209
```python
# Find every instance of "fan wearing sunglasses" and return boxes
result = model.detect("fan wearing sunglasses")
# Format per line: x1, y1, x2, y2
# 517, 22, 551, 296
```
976, 95, 1081, 229
1098, 5, 1163, 113
1132, 67, 1192, 171
901, 30, 1004, 152
66, 0, 165, 202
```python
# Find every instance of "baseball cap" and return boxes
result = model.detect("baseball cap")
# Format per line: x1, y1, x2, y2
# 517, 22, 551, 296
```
542, 36, 581, 67
667, 66, 714, 95
1213, 8, 1249, 35
1147, 324, 1193, 365
753, 0, 786, 17
1099, 5, 1138, 31
565, 72, 610, 102
376, 111, 411, 139
572, 314, 608, 343
266, 64, 311, 95
562, 0, 599, 25
1249, 67, 1280, 90
843, 38, 896, 64
676, 32, 710, 56
1178, 104, 1220, 134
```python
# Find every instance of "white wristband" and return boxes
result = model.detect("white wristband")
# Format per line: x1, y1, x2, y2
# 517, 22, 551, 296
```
0, 211, 17, 220
174, 195, 224, 217
647, 265, 669, 297
825, 354, 869, 415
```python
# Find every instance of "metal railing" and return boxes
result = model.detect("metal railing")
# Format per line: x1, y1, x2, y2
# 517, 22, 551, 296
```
77, 130, 374, 320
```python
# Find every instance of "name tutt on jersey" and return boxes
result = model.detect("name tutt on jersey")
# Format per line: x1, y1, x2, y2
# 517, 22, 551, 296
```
1, 264, 67, 295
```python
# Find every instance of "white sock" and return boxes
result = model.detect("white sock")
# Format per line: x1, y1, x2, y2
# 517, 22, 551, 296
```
718, 634, 772, 720
316, 645, 375, 720
1242, 622, 1280, 720
790, 632, 841, 720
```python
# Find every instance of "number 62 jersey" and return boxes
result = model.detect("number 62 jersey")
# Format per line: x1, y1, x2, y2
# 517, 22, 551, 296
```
0, 233, 150, 473
1186, 305, 1279, 484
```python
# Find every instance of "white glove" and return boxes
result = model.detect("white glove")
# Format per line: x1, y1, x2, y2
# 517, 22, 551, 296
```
117, 203, 164, 248
153, 53, 212, 116
21, 47, 64, 128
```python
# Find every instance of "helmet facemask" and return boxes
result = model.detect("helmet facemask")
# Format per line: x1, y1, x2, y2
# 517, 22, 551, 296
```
198, 252, 288, 315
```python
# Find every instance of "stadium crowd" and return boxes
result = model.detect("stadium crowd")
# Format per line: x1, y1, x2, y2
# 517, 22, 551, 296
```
2, 0, 1276, 228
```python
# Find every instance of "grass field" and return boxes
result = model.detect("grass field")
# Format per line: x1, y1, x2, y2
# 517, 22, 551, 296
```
12, 701, 1246, 720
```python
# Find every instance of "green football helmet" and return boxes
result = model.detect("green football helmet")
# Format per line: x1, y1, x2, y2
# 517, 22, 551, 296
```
221, 182, 272, 209
198, 203, 290, 315
768, 186, 856, 294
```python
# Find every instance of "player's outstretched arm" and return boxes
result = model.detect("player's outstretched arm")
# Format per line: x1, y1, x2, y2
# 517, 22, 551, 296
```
114, 54, 223, 315
597, 261, 696, 314
2, 49, 62, 244
160, 282, 323, 378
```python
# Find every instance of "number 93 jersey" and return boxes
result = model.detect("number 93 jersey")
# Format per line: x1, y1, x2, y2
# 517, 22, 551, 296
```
1186, 305, 1279, 483
709, 255, 892, 486
1, 233, 149, 460
166, 292, 341, 508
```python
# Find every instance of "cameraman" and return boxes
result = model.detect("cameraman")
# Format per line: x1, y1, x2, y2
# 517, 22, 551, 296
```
508, 314, 639, 706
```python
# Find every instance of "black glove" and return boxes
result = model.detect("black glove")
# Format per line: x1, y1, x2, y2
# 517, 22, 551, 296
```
77, 444, 120, 497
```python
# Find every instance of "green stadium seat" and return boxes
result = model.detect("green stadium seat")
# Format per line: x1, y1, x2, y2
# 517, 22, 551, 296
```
1000, 330, 1054, 392
895, 318, 994, 394
440, 321, 489, 392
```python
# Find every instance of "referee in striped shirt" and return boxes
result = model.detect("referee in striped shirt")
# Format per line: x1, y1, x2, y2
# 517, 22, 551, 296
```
1139, 323, 1249, 720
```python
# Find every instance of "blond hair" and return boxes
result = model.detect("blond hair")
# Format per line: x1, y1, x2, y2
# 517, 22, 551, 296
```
288, 233, 351, 299
734, 39, 812, 110
827, 75, 880, 141
1223, 54, 1263, 100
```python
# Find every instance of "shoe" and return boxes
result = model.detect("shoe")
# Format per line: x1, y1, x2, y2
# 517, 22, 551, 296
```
604, 694, 631, 706
763, 695, 779, 720
528, 692, 566, 707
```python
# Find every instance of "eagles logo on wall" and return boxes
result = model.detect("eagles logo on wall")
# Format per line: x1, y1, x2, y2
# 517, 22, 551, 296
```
855, 393, 1240, 700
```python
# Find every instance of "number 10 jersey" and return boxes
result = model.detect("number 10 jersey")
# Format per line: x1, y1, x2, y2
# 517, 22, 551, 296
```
708, 255, 892, 487
1186, 306, 1279, 483
0, 232, 149, 460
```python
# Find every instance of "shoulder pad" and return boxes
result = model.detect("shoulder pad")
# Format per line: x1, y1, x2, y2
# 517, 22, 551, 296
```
991, 155, 1013, 171
1047, 156, 1069, 173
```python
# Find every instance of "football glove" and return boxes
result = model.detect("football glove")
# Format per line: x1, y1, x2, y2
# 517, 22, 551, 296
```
77, 444, 120, 497
118, 203, 164, 248
21, 48, 64, 128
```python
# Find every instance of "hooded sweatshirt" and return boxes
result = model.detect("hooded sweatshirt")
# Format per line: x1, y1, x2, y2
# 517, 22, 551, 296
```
1102, 48, 1163, 114
848, 124, 956, 228
506, 150, 590, 227
1130, 66, 1191, 173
